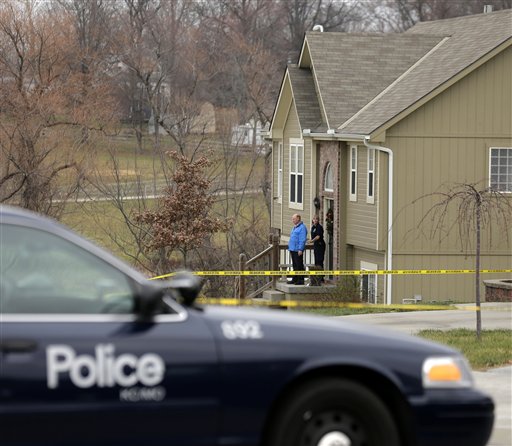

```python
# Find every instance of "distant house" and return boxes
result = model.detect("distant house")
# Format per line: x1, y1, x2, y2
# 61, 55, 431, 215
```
231, 119, 266, 148
269, 10, 512, 304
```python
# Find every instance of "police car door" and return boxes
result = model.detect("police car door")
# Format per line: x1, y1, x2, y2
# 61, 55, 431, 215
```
0, 223, 220, 446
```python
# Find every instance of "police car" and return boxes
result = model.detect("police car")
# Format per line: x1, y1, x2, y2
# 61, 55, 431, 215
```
0, 205, 494, 446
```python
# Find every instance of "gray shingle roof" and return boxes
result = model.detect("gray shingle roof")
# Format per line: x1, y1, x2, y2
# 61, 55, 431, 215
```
339, 9, 512, 135
288, 65, 325, 130
305, 32, 444, 130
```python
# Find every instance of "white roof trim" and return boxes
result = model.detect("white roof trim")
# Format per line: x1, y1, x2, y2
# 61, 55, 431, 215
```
270, 69, 292, 134
298, 35, 309, 66
304, 36, 330, 130
310, 69, 329, 129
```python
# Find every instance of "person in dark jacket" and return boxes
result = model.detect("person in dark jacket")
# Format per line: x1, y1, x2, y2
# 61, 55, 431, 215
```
310, 216, 326, 284
288, 214, 307, 285
310, 216, 326, 269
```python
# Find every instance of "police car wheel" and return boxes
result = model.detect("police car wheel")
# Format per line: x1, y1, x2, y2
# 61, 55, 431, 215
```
267, 378, 400, 446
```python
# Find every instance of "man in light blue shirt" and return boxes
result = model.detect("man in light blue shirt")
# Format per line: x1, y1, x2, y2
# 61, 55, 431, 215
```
288, 214, 307, 285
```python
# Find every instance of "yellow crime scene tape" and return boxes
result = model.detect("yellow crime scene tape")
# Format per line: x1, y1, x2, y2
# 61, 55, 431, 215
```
150, 268, 512, 280
196, 298, 459, 311
197, 299, 491, 312
149, 269, 510, 311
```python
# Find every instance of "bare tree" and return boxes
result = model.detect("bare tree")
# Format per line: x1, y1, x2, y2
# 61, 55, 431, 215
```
193, 0, 283, 47
370, 0, 512, 32
280, 0, 366, 54
416, 183, 512, 339
51, 0, 119, 142
194, 0, 367, 111
0, 0, 116, 217
114, 0, 197, 148
79, 145, 160, 271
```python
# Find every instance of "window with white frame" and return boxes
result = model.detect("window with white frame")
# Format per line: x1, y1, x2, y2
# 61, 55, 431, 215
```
349, 145, 357, 201
367, 148, 375, 204
324, 162, 333, 192
289, 143, 304, 205
489, 147, 511, 192
277, 142, 283, 201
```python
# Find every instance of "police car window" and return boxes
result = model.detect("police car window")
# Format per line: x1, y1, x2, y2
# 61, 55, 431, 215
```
0, 224, 134, 314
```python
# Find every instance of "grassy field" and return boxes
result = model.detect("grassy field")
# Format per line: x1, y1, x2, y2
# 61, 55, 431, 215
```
295, 307, 432, 316
57, 126, 268, 265
417, 329, 512, 370
61, 188, 269, 265
61, 200, 151, 262
90, 132, 266, 186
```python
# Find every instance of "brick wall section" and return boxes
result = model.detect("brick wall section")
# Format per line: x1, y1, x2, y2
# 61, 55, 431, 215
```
318, 141, 341, 268
484, 281, 512, 302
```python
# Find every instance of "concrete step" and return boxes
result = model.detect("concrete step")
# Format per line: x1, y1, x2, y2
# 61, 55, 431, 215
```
261, 289, 285, 302
276, 282, 336, 300
255, 284, 338, 308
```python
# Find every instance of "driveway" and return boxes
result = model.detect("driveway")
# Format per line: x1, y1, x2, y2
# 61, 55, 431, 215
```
335, 303, 512, 446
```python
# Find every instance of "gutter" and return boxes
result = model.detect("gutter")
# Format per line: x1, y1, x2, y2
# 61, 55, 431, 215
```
302, 129, 394, 304
303, 129, 365, 142
364, 136, 393, 306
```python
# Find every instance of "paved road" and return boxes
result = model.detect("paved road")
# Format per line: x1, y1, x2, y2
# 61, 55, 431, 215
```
335, 303, 512, 446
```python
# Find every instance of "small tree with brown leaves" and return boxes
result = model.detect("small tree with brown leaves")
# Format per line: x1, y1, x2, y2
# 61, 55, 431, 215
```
135, 151, 232, 273
417, 183, 512, 339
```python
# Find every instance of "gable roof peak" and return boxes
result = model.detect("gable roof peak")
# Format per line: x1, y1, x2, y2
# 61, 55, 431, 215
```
340, 8, 512, 135
302, 31, 445, 130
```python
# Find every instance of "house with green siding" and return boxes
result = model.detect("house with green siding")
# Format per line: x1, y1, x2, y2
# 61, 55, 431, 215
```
268, 9, 512, 304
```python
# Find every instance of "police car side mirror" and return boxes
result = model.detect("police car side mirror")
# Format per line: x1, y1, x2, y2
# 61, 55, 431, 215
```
166, 272, 203, 307
135, 282, 167, 319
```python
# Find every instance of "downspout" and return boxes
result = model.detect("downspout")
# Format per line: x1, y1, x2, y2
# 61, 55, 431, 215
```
364, 136, 393, 305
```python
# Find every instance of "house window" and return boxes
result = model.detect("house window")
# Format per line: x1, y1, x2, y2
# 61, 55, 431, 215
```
324, 162, 333, 192
489, 147, 512, 192
289, 143, 304, 205
367, 148, 375, 204
277, 142, 283, 201
350, 145, 357, 201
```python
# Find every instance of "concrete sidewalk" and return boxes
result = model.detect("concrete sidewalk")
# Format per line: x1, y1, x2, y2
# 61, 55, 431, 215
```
335, 303, 512, 446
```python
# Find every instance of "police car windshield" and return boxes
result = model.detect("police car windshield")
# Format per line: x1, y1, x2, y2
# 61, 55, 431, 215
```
1, 224, 135, 315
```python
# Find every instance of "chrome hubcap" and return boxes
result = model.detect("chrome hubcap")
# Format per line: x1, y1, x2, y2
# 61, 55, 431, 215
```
317, 431, 351, 446
301, 410, 366, 446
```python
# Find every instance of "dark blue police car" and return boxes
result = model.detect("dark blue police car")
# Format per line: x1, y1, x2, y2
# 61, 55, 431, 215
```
0, 205, 494, 446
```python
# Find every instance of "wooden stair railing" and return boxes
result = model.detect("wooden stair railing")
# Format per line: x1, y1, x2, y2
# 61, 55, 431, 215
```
238, 231, 314, 299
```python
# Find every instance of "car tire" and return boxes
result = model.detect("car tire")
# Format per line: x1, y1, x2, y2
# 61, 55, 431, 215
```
267, 378, 401, 446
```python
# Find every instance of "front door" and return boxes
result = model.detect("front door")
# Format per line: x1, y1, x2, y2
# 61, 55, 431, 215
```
324, 199, 334, 272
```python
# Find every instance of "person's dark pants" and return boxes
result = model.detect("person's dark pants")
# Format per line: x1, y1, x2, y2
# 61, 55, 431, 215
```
290, 250, 305, 285
314, 243, 326, 282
